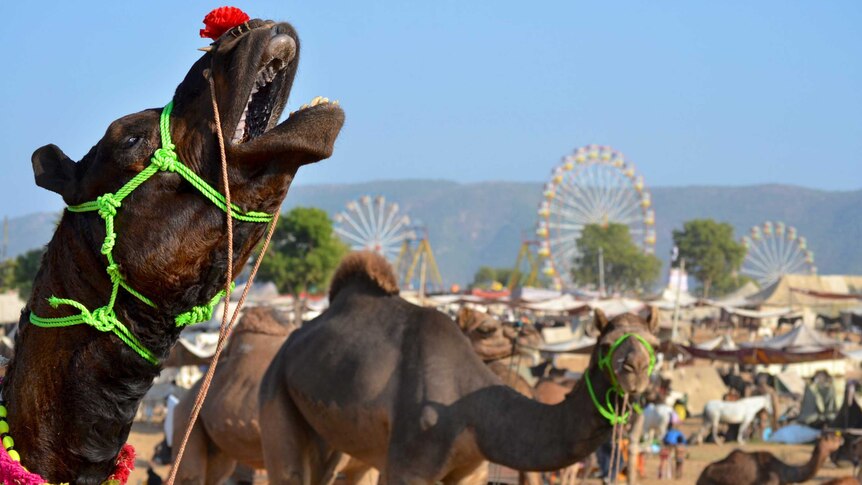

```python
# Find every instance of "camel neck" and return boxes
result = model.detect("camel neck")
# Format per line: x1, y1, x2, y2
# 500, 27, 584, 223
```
470, 365, 615, 471
3, 216, 165, 483
771, 442, 828, 483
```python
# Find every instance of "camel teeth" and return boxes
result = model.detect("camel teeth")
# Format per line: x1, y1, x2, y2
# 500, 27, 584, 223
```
332, 100, 339, 105
300, 104, 309, 110
310, 96, 323, 106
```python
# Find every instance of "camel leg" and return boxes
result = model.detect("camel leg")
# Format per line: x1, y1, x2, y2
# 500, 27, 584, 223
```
441, 462, 488, 485
171, 414, 236, 485
519, 471, 541, 485
344, 462, 380, 485
260, 386, 313, 485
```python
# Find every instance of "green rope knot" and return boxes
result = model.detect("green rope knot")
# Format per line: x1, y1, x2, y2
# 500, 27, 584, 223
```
152, 146, 178, 172
175, 306, 210, 327
96, 194, 121, 219
106, 263, 123, 284
88, 307, 118, 332
101, 233, 117, 255
175, 283, 235, 327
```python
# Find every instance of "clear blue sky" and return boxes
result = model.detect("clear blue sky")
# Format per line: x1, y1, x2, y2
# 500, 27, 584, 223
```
1, 1, 860, 218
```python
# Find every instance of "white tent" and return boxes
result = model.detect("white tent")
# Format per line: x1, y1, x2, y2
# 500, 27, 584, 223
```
522, 294, 587, 313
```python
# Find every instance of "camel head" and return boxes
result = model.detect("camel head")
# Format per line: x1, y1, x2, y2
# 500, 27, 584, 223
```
592, 307, 659, 395
29, 17, 344, 335
457, 307, 513, 361
456, 308, 539, 362
817, 433, 844, 457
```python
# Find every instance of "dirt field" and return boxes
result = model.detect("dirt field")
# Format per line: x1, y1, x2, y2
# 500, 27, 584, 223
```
126, 417, 857, 484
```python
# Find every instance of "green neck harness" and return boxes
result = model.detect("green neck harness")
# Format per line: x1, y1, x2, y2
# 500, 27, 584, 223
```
584, 332, 655, 426
29, 101, 274, 365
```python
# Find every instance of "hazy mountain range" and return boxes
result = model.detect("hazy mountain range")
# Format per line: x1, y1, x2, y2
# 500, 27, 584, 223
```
5, 181, 861, 286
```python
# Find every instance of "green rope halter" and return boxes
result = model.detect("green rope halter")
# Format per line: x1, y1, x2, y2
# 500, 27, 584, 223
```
29, 101, 273, 365
584, 332, 656, 426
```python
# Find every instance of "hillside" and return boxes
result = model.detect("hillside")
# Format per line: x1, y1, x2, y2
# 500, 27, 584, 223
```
5, 182, 861, 286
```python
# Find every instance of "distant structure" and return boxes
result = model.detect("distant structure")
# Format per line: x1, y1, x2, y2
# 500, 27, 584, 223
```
741, 221, 816, 288
333, 195, 416, 261
395, 227, 444, 294
535, 145, 655, 290
1, 216, 7, 261
507, 239, 543, 290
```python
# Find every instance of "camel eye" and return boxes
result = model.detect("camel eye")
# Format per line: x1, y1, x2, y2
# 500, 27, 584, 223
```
122, 136, 142, 149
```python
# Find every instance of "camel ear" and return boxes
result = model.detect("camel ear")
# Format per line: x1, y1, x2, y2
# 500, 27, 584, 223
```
593, 308, 609, 332
646, 306, 660, 334
32, 144, 78, 204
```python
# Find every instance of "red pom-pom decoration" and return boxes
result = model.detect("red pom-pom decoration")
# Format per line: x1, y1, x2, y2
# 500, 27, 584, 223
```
200, 6, 251, 40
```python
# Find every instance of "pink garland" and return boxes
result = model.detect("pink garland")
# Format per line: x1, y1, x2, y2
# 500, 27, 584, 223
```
0, 444, 43, 485
0, 440, 136, 485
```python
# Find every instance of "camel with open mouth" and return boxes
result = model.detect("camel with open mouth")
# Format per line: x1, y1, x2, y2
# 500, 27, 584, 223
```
4, 13, 343, 484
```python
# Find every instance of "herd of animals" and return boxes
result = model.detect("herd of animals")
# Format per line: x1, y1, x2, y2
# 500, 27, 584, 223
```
3, 9, 860, 485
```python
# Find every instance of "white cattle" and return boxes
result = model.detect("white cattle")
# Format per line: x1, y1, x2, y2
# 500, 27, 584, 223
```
642, 403, 675, 443
699, 395, 772, 444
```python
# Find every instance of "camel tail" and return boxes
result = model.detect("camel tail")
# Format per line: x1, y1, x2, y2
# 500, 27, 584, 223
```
329, 251, 399, 300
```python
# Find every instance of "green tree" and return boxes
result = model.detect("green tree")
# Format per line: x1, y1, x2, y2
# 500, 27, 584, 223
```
10, 248, 46, 300
257, 207, 348, 295
571, 223, 661, 294
471, 266, 514, 290
672, 219, 747, 298
0, 259, 16, 292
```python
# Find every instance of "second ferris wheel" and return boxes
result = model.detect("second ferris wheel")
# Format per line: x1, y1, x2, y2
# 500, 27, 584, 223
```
536, 145, 656, 290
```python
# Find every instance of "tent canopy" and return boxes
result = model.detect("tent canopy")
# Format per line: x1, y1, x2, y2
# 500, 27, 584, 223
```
682, 323, 843, 364
748, 274, 862, 308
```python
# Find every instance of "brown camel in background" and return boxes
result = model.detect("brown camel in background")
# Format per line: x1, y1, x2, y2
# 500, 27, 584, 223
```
3, 15, 343, 483
259, 251, 659, 485
696, 433, 842, 485
172, 302, 535, 484
171, 307, 297, 483
823, 436, 862, 485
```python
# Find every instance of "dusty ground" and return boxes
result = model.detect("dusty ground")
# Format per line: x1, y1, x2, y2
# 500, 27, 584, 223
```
126, 417, 857, 484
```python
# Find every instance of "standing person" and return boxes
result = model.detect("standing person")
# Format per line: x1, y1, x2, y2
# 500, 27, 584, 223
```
663, 422, 687, 479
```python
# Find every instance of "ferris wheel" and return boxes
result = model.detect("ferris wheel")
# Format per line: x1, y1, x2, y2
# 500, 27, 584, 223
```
333, 195, 416, 261
741, 221, 816, 288
535, 145, 655, 290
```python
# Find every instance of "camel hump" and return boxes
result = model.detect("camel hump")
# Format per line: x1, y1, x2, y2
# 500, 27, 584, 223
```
236, 306, 295, 337
329, 251, 399, 300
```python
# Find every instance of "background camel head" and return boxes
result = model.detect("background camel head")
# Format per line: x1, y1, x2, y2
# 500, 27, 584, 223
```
818, 433, 844, 456
457, 307, 513, 361
30, 17, 344, 321
592, 307, 660, 395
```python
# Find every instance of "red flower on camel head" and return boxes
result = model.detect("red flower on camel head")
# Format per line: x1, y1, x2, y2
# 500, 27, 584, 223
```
200, 6, 251, 40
